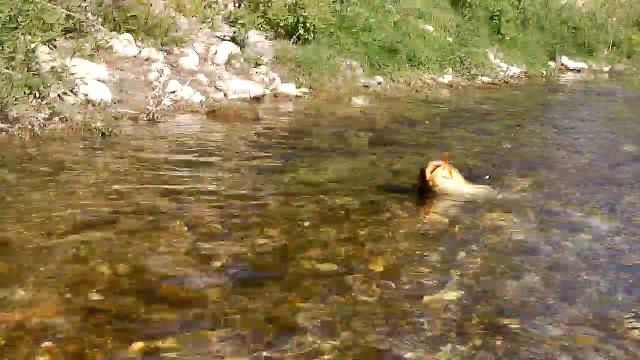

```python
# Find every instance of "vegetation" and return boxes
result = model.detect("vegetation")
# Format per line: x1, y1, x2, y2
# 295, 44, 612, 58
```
1, 0, 640, 121
230, 0, 640, 84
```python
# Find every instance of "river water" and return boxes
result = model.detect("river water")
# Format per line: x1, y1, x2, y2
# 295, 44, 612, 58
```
1, 79, 639, 359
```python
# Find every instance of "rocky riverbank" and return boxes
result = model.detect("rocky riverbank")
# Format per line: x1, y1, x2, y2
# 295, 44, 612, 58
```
0, 1, 635, 136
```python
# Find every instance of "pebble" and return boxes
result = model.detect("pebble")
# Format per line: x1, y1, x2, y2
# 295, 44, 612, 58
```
128, 341, 146, 356
87, 291, 104, 301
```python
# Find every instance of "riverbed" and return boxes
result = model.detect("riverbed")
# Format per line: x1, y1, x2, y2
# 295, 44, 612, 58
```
1, 79, 639, 359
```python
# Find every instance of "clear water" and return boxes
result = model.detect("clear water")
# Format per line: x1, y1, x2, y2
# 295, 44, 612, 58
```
1, 80, 639, 359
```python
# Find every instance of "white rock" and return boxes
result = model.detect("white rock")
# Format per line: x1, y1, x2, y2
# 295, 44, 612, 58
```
190, 91, 206, 104
421, 24, 435, 32
213, 41, 241, 65
165, 79, 183, 94
560, 56, 589, 71
477, 76, 495, 84
351, 96, 369, 107
249, 67, 281, 89
195, 73, 209, 85
373, 75, 384, 85
35, 45, 60, 73
218, 79, 266, 99
297, 87, 311, 96
275, 83, 298, 97
66, 58, 110, 82
361, 79, 378, 88
77, 79, 112, 104
192, 42, 207, 56
150, 62, 169, 72
487, 50, 525, 77
110, 33, 140, 57
138, 47, 165, 62
178, 49, 200, 70
437, 74, 454, 84
147, 71, 161, 82
211, 91, 226, 101
177, 84, 194, 100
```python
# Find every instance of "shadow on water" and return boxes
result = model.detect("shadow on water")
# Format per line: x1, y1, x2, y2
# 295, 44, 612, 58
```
1, 80, 640, 358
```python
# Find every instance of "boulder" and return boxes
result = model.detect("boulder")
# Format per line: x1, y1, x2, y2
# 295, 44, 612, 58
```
165, 79, 183, 94
110, 33, 140, 57
274, 83, 298, 97
216, 79, 266, 99
76, 79, 112, 104
66, 58, 110, 82
213, 41, 241, 65
138, 47, 165, 62
178, 49, 200, 70
559, 56, 588, 71
195, 73, 209, 85
165, 80, 205, 104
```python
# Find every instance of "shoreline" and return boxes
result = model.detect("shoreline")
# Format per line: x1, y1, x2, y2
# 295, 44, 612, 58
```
1, 1, 637, 138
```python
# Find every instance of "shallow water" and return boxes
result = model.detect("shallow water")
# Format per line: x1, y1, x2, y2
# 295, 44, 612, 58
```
1, 80, 640, 359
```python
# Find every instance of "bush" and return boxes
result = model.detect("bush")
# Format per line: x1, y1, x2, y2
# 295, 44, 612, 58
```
230, 0, 318, 44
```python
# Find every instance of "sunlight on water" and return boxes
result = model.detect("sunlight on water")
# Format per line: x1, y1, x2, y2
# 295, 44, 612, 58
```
0, 80, 639, 359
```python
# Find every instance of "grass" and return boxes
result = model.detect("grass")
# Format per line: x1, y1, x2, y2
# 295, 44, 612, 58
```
230, 0, 640, 86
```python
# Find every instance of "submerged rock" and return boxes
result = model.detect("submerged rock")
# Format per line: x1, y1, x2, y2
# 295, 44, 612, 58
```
274, 82, 299, 97
351, 95, 369, 107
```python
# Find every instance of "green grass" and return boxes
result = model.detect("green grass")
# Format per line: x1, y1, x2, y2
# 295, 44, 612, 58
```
231, 0, 640, 86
